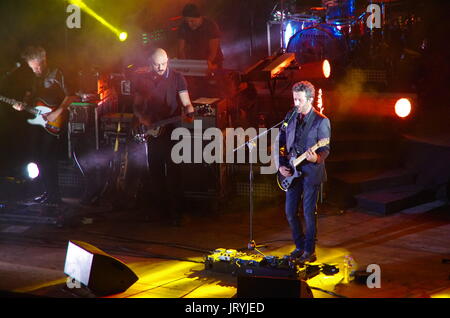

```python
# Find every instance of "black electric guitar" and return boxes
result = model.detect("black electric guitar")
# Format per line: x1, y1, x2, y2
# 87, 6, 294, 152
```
276, 138, 330, 191
1, 95, 66, 136
133, 115, 183, 143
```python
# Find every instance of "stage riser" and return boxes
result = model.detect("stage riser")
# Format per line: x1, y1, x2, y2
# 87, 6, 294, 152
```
327, 156, 399, 173
355, 185, 436, 215
327, 170, 416, 208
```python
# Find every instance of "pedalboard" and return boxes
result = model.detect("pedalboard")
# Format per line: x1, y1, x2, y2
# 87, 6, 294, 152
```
205, 248, 339, 280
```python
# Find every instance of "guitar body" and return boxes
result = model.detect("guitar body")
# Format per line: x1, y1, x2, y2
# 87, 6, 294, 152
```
133, 125, 163, 143
1, 95, 66, 136
276, 138, 330, 191
146, 126, 163, 138
276, 158, 302, 191
133, 116, 181, 143
27, 101, 66, 136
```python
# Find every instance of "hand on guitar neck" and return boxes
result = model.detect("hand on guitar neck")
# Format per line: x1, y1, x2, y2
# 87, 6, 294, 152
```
278, 149, 318, 177
305, 148, 318, 163
12, 102, 25, 112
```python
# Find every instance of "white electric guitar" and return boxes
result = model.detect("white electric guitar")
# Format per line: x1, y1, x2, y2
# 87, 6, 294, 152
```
1, 95, 66, 136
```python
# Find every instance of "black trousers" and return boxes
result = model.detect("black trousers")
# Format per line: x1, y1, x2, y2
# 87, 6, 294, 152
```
147, 129, 183, 219
31, 126, 64, 199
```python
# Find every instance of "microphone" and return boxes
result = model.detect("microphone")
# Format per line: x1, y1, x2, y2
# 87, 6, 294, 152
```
282, 109, 297, 130
5, 62, 22, 76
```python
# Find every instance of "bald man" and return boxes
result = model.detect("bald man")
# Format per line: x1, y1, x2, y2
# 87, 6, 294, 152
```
133, 48, 194, 226
133, 48, 194, 124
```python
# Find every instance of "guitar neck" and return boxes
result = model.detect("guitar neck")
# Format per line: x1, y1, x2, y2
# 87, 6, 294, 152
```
147, 116, 181, 131
292, 143, 322, 168
0, 95, 19, 106
0, 95, 39, 115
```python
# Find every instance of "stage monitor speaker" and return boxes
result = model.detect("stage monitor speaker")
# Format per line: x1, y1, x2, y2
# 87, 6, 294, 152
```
178, 133, 229, 200
64, 240, 138, 296
236, 275, 314, 298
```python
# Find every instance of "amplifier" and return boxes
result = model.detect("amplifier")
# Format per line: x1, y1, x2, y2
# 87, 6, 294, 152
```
69, 102, 98, 134
58, 160, 85, 198
100, 113, 135, 148
182, 97, 229, 130
177, 133, 230, 201
100, 113, 134, 132
237, 276, 314, 298
68, 103, 99, 159
102, 132, 129, 148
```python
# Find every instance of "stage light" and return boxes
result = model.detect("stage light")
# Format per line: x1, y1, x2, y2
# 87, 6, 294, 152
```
119, 32, 128, 42
26, 162, 39, 179
68, 0, 128, 42
395, 98, 412, 118
323, 60, 331, 79
284, 22, 294, 49
297, 60, 332, 79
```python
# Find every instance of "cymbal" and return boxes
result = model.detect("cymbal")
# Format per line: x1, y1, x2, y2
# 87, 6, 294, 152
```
369, 0, 400, 3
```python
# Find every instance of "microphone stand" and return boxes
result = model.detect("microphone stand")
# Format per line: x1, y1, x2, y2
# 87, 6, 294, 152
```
1, 63, 21, 82
233, 120, 284, 256
0, 70, 12, 89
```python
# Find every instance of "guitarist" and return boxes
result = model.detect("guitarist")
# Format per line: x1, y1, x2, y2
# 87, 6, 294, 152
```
277, 81, 331, 262
133, 48, 194, 226
12, 46, 77, 204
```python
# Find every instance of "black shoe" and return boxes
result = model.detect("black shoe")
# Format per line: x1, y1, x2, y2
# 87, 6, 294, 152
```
289, 248, 304, 259
298, 252, 317, 263
33, 192, 48, 203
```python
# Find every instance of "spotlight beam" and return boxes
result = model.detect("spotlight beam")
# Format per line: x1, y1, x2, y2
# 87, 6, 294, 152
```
68, 0, 127, 41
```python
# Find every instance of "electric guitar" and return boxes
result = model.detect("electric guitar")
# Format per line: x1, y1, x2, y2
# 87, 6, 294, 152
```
1, 95, 66, 136
133, 115, 183, 143
276, 138, 330, 191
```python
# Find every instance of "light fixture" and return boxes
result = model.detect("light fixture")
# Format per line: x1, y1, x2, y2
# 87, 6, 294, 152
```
26, 162, 39, 179
298, 59, 331, 79
395, 98, 412, 118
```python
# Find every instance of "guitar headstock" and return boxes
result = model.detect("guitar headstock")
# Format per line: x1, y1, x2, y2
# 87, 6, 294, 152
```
317, 138, 330, 148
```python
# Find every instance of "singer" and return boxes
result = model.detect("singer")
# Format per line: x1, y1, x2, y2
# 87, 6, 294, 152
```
277, 81, 331, 263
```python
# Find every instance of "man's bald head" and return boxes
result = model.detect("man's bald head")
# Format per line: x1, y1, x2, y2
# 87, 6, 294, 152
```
149, 48, 168, 76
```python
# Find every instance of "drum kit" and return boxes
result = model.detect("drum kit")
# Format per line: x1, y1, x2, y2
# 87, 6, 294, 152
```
269, 0, 412, 68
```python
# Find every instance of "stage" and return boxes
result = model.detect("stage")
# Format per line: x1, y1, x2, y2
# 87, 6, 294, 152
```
0, 0, 450, 304
0, 195, 448, 299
